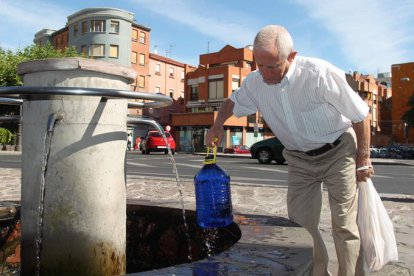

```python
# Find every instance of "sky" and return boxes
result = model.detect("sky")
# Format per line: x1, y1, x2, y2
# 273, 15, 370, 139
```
1, 0, 413, 75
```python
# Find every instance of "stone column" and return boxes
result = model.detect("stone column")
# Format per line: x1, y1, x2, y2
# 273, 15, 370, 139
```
18, 58, 136, 275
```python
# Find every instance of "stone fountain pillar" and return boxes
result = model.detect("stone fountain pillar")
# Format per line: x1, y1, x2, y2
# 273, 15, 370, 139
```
17, 58, 136, 275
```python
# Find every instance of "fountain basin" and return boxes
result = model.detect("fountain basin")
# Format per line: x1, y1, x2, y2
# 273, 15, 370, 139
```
1, 202, 241, 274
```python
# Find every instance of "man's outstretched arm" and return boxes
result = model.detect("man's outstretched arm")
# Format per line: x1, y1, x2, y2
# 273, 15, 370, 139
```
205, 98, 235, 146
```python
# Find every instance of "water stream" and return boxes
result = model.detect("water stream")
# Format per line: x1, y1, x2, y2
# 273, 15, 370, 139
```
35, 113, 63, 275
35, 131, 53, 275
150, 122, 193, 262
127, 116, 193, 261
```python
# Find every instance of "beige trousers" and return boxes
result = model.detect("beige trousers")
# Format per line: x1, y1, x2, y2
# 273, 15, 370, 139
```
283, 128, 365, 276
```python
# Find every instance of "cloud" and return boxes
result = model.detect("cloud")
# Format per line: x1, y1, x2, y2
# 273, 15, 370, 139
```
292, 0, 414, 73
132, 0, 257, 47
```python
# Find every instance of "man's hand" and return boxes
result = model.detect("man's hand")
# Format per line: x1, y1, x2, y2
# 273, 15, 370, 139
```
205, 98, 235, 147
356, 153, 374, 182
206, 124, 224, 147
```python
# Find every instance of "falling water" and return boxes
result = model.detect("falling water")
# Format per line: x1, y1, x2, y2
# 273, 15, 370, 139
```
35, 113, 62, 275
158, 129, 193, 261
35, 131, 53, 275
129, 116, 193, 261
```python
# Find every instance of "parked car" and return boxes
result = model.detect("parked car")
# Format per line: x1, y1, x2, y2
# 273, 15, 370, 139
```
250, 137, 285, 164
224, 145, 250, 154
140, 130, 176, 154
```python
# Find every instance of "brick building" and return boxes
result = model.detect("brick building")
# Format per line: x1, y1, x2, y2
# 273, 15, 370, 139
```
171, 45, 266, 152
33, 7, 193, 141
391, 62, 414, 144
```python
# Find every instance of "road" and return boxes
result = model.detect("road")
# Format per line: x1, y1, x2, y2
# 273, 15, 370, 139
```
0, 151, 413, 195
127, 152, 414, 195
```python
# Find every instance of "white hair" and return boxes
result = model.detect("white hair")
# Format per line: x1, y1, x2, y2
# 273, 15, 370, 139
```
253, 25, 293, 60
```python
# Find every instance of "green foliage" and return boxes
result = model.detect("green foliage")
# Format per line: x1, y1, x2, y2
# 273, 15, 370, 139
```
0, 127, 12, 144
0, 43, 79, 87
402, 93, 414, 128
0, 43, 81, 126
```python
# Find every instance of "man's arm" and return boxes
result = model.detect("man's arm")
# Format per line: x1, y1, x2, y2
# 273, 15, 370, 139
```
205, 98, 235, 146
352, 116, 374, 181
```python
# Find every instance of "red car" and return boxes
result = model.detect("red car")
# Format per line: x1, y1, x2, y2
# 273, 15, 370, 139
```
140, 130, 176, 154
224, 145, 250, 154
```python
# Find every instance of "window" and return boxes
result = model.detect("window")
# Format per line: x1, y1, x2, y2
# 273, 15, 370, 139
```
232, 78, 239, 92
169, 67, 174, 78
73, 24, 78, 36
155, 86, 161, 93
82, 21, 87, 33
110, 21, 119, 34
155, 64, 161, 74
139, 32, 146, 44
190, 85, 199, 101
180, 91, 184, 98
139, 53, 145, 65
180, 71, 185, 81
138, 75, 145, 88
131, 52, 137, 64
132, 29, 138, 41
90, 20, 105, 32
109, 45, 119, 58
169, 89, 174, 98
209, 79, 224, 99
81, 45, 88, 57
90, 44, 104, 57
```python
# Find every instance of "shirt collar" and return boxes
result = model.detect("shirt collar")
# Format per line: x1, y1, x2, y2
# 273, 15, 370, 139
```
284, 58, 297, 82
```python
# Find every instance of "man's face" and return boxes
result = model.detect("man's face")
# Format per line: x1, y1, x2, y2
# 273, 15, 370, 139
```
254, 47, 295, 85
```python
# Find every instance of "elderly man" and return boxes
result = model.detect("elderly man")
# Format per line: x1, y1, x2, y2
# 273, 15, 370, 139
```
206, 25, 373, 276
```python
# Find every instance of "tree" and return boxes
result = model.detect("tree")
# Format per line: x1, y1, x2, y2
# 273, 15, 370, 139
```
0, 43, 80, 134
402, 93, 414, 128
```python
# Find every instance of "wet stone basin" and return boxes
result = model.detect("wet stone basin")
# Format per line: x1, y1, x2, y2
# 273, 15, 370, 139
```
0, 202, 241, 274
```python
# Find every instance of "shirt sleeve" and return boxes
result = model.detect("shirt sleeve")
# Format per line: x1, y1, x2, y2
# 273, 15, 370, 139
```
322, 66, 369, 123
230, 82, 258, 118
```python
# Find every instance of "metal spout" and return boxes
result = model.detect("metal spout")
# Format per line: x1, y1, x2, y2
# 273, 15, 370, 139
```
47, 113, 64, 132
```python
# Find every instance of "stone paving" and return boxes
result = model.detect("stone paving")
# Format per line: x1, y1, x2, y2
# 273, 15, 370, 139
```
0, 154, 413, 275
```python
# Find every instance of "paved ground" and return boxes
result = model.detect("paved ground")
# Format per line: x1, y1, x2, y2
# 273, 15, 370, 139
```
0, 151, 413, 275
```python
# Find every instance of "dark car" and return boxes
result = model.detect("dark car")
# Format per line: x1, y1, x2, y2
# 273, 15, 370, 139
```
250, 137, 285, 164
140, 130, 176, 154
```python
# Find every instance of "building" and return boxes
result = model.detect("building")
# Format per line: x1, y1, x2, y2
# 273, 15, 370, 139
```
347, 72, 392, 146
171, 45, 265, 152
391, 62, 414, 144
140, 53, 196, 139
33, 7, 194, 142
377, 72, 392, 88
171, 44, 394, 152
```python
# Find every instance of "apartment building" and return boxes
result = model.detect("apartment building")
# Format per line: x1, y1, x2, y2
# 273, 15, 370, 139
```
34, 7, 151, 117
33, 7, 195, 142
171, 44, 394, 152
347, 72, 392, 146
142, 53, 196, 139
171, 45, 263, 152
392, 62, 414, 144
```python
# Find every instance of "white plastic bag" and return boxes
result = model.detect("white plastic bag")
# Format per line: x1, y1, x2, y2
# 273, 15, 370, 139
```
357, 178, 398, 271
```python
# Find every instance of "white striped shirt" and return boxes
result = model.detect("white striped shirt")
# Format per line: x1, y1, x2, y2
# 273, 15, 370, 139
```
230, 56, 369, 151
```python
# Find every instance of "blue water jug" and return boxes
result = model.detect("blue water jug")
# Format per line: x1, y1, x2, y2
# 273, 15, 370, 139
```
194, 144, 233, 228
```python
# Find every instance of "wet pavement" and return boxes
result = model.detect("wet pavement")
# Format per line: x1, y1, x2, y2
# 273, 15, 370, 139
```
0, 151, 413, 275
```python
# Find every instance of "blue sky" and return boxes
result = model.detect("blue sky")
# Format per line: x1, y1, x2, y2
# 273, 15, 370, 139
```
1, 0, 413, 75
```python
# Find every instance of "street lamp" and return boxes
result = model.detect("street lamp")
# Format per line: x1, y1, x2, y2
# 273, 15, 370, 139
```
404, 121, 408, 145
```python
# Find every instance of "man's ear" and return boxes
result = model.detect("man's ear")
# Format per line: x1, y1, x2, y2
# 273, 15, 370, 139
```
287, 51, 298, 62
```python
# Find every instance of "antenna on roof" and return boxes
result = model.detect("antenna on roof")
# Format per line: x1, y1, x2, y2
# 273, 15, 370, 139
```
169, 44, 175, 58
207, 41, 210, 53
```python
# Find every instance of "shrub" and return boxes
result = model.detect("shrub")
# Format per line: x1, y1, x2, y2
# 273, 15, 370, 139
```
0, 127, 12, 144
